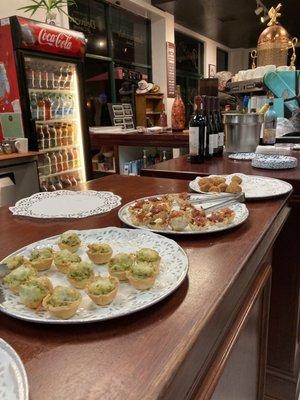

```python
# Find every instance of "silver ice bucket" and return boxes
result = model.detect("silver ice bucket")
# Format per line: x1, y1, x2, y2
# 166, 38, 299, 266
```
223, 113, 264, 153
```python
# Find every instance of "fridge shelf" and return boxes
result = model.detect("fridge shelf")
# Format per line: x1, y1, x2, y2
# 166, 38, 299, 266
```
28, 88, 75, 94
36, 118, 77, 124
39, 167, 82, 180
38, 144, 80, 154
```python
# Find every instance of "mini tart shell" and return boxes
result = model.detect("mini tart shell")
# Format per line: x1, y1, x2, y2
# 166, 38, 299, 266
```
108, 267, 128, 281
86, 277, 119, 306
86, 248, 113, 265
67, 273, 95, 289
29, 257, 53, 272
20, 278, 53, 309
58, 242, 80, 253
126, 272, 156, 290
42, 294, 82, 319
54, 260, 72, 274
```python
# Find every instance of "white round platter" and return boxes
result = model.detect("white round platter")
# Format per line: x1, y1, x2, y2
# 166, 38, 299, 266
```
189, 173, 292, 200
0, 228, 188, 324
0, 339, 29, 400
228, 153, 256, 161
251, 155, 298, 170
118, 194, 249, 235
9, 190, 122, 219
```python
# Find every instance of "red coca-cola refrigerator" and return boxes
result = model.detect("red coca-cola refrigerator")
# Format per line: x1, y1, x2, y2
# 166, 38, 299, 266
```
0, 16, 92, 190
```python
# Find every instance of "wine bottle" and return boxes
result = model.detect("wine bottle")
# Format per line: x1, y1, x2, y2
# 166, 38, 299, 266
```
203, 96, 213, 160
189, 95, 206, 164
208, 96, 218, 156
215, 97, 224, 156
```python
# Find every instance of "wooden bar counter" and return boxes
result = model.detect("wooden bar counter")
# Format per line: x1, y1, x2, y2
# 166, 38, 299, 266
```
0, 175, 290, 399
142, 154, 300, 400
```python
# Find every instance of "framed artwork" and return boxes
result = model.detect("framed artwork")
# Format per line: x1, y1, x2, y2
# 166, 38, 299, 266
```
209, 64, 216, 78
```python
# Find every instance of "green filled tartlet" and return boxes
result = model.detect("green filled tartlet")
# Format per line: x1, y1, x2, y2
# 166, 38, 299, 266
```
3, 265, 37, 294
29, 247, 54, 271
86, 243, 113, 264
127, 261, 156, 290
4, 254, 26, 270
58, 231, 81, 253
67, 261, 95, 289
108, 253, 135, 281
135, 248, 161, 275
86, 276, 119, 306
19, 276, 53, 309
54, 250, 81, 274
42, 286, 82, 319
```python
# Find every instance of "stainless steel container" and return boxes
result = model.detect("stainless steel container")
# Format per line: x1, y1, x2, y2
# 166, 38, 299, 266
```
223, 113, 264, 153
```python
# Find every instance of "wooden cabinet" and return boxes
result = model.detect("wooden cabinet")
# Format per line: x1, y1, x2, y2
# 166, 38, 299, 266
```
135, 93, 164, 127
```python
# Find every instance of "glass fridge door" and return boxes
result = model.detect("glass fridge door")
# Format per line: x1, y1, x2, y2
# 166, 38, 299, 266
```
24, 56, 86, 191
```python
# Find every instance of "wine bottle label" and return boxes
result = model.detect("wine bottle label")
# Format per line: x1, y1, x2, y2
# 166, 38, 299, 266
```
209, 135, 214, 155
212, 133, 218, 149
263, 128, 276, 144
218, 132, 224, 146
189, 127, 199, 156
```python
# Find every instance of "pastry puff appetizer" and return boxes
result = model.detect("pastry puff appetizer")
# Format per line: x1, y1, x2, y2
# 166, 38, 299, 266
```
135, 248, 161, 276
3, 265, 37, 294
126, 262, 156, 290
4, 255, 26, 270
29, 247, 54, 271
86, 276, 119, 306
54, 250, 81, 274
58, 231, 81, 253
67, 262, 95, 289
19, 277, 53, 309
108, 253, 135, 281
42, 286, 82, 319
86, 243, 113, 265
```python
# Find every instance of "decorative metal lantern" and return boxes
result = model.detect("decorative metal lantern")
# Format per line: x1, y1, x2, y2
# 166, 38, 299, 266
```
256, 3, 297, 67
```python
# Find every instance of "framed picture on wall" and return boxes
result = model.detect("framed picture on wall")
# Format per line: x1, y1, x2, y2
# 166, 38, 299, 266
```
208, 64, 216, 78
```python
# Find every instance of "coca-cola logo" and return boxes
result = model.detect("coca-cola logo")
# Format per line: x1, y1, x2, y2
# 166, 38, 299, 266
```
38, 29, 72, 50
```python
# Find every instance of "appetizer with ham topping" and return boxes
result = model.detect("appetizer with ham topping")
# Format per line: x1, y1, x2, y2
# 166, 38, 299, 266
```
127, 193, 237, 232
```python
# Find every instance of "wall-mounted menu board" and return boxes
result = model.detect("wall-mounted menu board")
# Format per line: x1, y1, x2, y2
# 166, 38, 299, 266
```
166, 42, 176, 98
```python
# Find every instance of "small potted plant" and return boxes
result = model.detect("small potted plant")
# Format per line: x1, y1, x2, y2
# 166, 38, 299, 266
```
18, 0, 77, 26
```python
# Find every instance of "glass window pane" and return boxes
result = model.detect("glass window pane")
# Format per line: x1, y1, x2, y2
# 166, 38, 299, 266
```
217, 48, 229, 72
85, 58, 111, 126
111, 7, 150, 65
175, 32, 202, 74
69, 0, 108, 57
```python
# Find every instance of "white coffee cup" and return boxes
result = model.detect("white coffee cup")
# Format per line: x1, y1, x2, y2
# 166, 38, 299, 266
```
15, 138, 28, 153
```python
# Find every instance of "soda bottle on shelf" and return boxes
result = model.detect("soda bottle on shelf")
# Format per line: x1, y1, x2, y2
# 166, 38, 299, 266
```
40, 180, 48, 192
64, 95, 74, 117
56, 151, 64, 172
30, 93, 38, 120
47, 179, 56, 191
50, 151, 58, 173
36, 124, 44, 150
55, 123, 63, 146
67, 123, 74, 145
54, 177, 63, 190
68, 148, 74, 169
47, 67, 54, 90
70, 174, 77, 186
61, 175, 72, 188
44, 95, 52, 120
65, 66, 73, 89
62, 149, 69, 171
44, 153, 52, 175
37, 95, 45, 121
42, 125, 50, 149
72, 147, 78, 168
38, 65, 47, 89
26, 64, 34, 89
49, 125, 57, 148
74, 172, 82, 185
61, 124, 68, 145
53, 67, 60, 89
37, 154, 45, 175
53, 94, 62, 119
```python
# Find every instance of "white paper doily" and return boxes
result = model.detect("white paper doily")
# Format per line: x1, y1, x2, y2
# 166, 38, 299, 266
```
0, 227, 188, 324
9, 190, 122, 219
